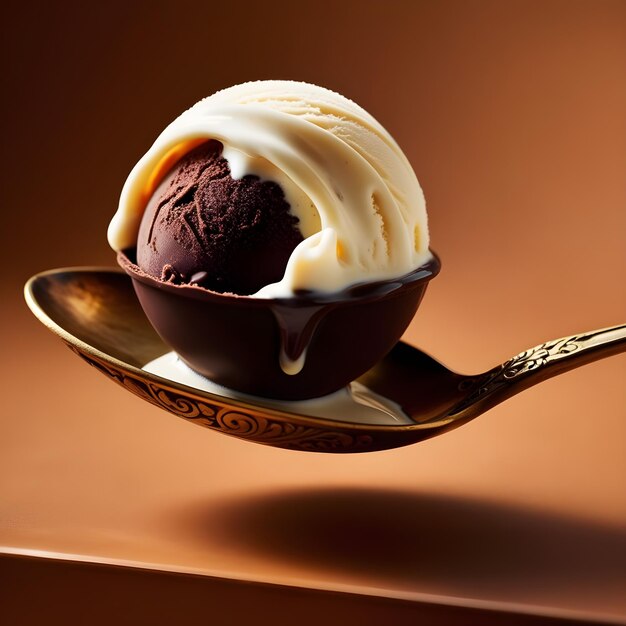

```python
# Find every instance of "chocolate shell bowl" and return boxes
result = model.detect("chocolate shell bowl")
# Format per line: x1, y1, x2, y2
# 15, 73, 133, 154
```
118, 249, 441, 400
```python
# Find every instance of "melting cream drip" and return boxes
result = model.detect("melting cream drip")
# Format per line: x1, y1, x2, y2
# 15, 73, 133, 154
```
144, 352, 413, 426
108, 80, 431, 298
279, 347, 307, 376
220, 145, 321, 239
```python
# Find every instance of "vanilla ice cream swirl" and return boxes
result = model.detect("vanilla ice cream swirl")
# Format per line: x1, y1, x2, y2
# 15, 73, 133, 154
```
108, 80, 431, 297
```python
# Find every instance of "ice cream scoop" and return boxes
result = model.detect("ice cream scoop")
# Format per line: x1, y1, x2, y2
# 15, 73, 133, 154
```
110, 81, 438, 399
136, 140, 304, 295
108, 80, 432, 297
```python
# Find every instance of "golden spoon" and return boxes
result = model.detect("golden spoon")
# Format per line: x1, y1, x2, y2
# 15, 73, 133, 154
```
25, 268, 626, 453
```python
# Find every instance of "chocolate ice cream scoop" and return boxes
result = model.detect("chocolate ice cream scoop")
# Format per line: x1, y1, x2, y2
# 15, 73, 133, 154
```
137, 141, 303, 295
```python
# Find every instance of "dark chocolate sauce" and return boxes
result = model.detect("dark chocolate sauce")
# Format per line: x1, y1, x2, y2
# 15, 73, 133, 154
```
270, 303, 327, 373
118, 249, 441, 399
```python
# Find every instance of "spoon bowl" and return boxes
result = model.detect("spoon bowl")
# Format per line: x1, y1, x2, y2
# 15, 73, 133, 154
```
24, 268, 626, 453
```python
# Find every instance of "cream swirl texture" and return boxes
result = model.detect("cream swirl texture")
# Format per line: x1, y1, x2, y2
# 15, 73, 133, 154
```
108, 80, 431, 297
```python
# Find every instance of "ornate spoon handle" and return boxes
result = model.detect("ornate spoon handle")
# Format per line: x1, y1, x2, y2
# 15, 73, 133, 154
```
449, 324, 626, 420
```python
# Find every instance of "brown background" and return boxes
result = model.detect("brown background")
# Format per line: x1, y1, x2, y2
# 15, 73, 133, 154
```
2, 0, 625, 358
1, 0, 625, 621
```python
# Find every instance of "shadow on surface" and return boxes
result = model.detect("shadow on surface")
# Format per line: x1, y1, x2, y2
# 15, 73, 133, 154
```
174, 487, 626, 614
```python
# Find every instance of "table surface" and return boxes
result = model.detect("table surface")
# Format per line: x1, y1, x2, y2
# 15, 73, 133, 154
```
1, 278, 625, 624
